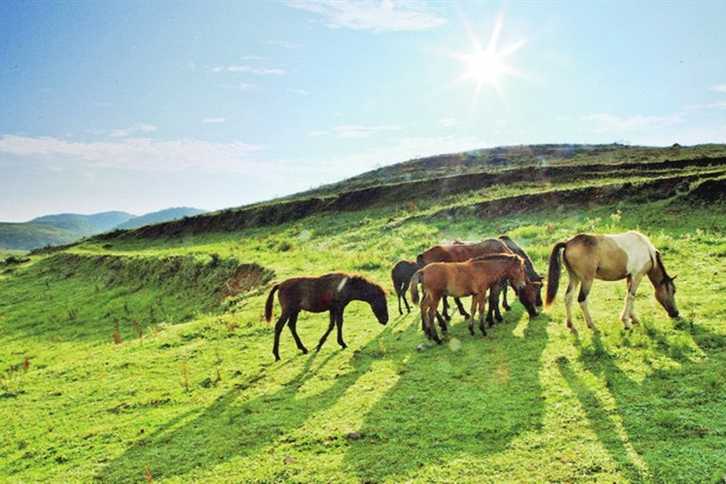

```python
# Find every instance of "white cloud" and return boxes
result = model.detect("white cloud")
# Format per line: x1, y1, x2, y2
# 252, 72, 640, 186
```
212, 65, 285, 75
202, 117, 226, 123
287, 0, 447, 33
221, 82, 257, 91
264, 40, 303, 49
439, 118, 457, 127
331, 124, 401, 139
0, 135, 266, 173
711, 84, 726, 93
108, 123, 158, 138
583, 113, 683, 133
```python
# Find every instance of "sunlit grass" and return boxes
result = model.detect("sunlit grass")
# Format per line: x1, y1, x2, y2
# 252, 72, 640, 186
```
2, 182, 726, 482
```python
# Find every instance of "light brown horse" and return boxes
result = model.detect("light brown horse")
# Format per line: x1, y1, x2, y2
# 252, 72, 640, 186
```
265, 272, 389, 360
416, 238, 541, 324
545, 230, 678, 333
410, 254, 538, 343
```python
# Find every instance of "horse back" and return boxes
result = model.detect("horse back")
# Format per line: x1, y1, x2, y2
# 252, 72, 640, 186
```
277, 273, 346, 313
565, 233, 631, 281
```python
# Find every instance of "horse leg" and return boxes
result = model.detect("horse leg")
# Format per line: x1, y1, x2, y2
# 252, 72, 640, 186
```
477, 293, 488, 336
621, 274, 644, 328
577, 279, 600, 333
454, 297, 470, 319
316, 309, 337, 352
435, 311, 448, 335
425, 298, 442, 344
487, 282, 504, 326
402, 285, 411, 314
442, 296, 452, 321
501, 281, 511, 311
286, 311, 309, 356
563, 279, 579, 333
272, 311, 291, 361
468, 296, 478, 336
334, 309, 347, 350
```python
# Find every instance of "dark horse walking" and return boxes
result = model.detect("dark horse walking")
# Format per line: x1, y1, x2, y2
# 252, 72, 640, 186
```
265, 272, 389, 360
391, 260, 419, 315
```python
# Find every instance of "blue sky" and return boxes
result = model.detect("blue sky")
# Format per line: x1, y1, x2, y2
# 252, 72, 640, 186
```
1, 1, 725, 222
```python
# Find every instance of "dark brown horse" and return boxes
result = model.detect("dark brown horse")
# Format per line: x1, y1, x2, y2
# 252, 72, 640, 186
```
265, 272, 389, 360
498, 235, 544, 306
410, 254, 538, 343
546, 230, 678, 333
417, 238, 541, 324
390, 260, 419, 315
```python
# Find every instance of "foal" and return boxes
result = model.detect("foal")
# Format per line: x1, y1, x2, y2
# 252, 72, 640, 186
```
410, 254, 537, 343
545, 230, 679, 333
265, 272, 389, 360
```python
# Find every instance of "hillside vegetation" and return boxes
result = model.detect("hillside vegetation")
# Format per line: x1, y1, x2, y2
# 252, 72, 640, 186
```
2, 144, 726, 483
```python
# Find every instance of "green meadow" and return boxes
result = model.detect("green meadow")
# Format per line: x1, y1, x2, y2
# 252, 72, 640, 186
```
2, 145, 726, 483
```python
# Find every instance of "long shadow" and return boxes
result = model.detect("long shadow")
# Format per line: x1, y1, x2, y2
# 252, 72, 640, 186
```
93, 326, 393, 483
341, 306, 549, 481
558, 320, 726, 483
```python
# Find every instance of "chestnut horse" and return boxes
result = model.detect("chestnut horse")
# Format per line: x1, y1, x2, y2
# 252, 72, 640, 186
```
416, 238, 541, 324
545, 230, 678, 333
265, 272, 389, 360
410, 254, 538, 343
390, 260, 419, 315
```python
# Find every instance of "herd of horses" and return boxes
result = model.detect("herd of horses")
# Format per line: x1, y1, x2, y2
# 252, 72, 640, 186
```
265, 230, 679, 360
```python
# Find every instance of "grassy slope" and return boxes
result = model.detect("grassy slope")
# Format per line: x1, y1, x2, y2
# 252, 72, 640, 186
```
2, 145, 726, 483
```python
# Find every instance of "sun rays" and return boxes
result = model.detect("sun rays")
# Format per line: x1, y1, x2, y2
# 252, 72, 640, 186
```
452, 14, 528, 106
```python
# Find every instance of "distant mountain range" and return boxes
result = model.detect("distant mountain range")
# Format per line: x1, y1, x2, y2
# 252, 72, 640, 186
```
0, 207, 207, 251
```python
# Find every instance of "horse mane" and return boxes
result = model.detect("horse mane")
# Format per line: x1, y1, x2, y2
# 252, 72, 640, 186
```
654, 250, 674, 283
346, 273, 388, 295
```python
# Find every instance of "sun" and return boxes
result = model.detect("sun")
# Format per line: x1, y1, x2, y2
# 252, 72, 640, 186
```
464, 44, 508, 88
453, 14, 527, 102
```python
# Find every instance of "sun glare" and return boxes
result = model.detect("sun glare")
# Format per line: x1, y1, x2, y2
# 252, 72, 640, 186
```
453, 14, 527, 103
465, 44, 506, 87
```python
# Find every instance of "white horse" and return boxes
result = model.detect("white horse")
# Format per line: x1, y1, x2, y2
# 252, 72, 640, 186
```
545, 230, 678, 333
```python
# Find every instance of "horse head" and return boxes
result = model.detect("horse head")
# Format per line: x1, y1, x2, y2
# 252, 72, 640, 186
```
510, 256, 539, 317
653, 251, 679, 318
365, 280, 390, 325
655, 275, 679, 318
518, 281, 541, 317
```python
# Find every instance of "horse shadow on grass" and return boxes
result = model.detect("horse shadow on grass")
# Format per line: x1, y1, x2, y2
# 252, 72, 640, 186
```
94, 322, 401, 483
556, 320, 726, 483
341, 306, 550, 482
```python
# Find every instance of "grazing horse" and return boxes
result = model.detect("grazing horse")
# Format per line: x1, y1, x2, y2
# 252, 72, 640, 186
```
545, 230, 679, 333
498, 235, 544, 307
410, 254, 538, 343
417, 238, 540, 324
390, 260, 419, 315
265, 272, 389, 360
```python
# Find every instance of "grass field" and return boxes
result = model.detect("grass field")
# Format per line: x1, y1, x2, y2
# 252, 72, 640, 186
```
2, 145, 726, 483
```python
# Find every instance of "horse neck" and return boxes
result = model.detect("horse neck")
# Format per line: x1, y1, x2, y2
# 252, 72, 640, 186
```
646, 252, 667, 287
346, 277, 379, 303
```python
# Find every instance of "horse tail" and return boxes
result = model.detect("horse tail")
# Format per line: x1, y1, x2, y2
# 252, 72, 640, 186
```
545, 242, 567, 308
410, 271, 423, 305
264, 284, 280, 323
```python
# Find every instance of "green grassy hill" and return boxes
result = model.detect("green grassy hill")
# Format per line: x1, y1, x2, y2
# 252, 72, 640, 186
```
2, 144, 726, 483
1, 209, 207, 251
